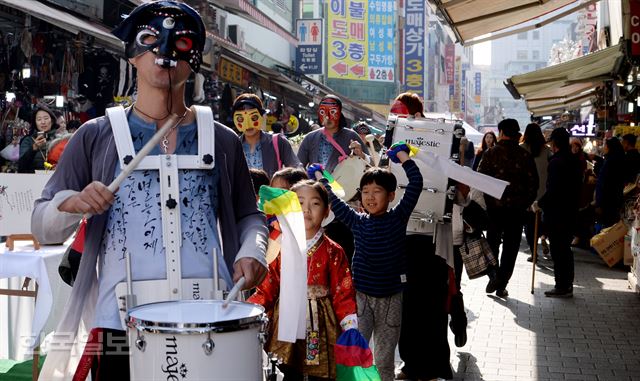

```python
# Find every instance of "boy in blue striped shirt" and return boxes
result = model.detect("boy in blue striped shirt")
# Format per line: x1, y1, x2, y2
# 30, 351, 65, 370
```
310, 142, 423, 381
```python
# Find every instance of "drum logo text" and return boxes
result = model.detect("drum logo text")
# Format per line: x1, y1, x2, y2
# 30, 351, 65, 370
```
192, 282, 201, 300
405, 137, 440, 148
162, 336, 188, 380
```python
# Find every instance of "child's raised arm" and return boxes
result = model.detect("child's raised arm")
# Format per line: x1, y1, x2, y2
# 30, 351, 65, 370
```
308, 164, 361, 227
388, 142, 423, 218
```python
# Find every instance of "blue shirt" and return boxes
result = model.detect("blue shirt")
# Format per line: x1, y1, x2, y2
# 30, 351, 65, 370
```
243, 140, 263, 170
318, 133, 334, 168
321, 160, 423, 297
96, 112, 231, 330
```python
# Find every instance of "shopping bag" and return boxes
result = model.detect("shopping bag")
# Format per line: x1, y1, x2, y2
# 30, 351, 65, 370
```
459, 236, 497, 279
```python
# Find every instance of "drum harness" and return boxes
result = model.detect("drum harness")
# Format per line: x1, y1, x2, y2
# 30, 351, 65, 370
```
106, 105, 228, 326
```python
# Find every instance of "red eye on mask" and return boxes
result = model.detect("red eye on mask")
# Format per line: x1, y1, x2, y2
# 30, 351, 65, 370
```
175, 37, 193, 52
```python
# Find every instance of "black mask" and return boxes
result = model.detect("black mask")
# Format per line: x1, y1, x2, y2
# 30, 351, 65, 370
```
112, 1, 206, 72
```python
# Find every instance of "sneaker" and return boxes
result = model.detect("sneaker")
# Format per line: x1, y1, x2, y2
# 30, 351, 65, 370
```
395, 370, 410, 380
544, 287, 573, 298
527, 255, 533, 262
496, 289, 509, 298
540, 238, 550, 255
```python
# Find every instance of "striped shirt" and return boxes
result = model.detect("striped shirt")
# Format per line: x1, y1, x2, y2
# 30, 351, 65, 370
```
322, 160, 423, 297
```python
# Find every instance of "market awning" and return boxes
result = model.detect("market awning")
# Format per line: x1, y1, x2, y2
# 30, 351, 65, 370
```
504, 44, 627, 116
428, 0, 594, 46
527, 88, 599, 117
0, 0, 122, 51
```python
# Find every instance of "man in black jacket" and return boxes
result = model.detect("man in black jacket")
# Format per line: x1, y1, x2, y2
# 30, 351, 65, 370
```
537, 127, 583, 297
478, 119, 538, 297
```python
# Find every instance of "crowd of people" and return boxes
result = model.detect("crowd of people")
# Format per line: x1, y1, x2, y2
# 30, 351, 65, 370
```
14, 2, 640, 381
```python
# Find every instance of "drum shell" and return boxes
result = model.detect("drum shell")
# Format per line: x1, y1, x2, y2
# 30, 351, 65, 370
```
127, 300, 266, 381
390, 117, 455, 233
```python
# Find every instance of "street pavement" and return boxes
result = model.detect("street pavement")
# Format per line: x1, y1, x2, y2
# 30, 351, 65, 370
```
395, 238, 640, 381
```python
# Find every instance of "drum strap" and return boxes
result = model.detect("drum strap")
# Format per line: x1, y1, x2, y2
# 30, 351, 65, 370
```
105, 105, 218, 300
272, 133, 282, 170
321, 128, 348, 162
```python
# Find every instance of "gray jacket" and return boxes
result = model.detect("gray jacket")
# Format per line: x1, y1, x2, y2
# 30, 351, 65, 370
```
31, 111, 268, 274
297, 128, 369, 172
241, 131, 302, 178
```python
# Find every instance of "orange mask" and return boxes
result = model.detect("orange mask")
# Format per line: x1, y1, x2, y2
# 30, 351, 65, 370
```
318, 99, 341, 126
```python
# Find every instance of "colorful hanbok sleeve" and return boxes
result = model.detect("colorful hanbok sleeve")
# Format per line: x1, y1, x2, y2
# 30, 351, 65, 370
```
326, 240, 356, 323
247, 254, 281, 313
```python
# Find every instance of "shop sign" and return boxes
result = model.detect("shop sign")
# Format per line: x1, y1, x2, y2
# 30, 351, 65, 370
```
445, 43, 454, 85
403, 0, 425, 96
218, 58, 248, 87
295, 19, 323, 75
451, 56, 461, 112
327, 0, 396, 81
474, 72, 481, 96
631, 0, 640, 57
570, 114, 597, 137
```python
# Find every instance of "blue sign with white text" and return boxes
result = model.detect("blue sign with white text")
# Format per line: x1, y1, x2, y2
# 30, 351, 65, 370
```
296, 19, 323, 74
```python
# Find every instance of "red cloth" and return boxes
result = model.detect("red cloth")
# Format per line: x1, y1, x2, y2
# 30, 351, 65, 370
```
70, 220, 86, 253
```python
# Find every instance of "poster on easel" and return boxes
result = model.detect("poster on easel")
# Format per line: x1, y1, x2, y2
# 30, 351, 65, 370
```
0, 173, 52, 235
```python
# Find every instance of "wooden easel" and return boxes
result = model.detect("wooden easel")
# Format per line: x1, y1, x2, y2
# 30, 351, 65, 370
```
5, 234, 40, 251
0, 236, 41, 379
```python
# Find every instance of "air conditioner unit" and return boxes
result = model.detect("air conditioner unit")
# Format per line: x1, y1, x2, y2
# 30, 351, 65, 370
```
228, 24, 246, 49
216, 9, 228, 38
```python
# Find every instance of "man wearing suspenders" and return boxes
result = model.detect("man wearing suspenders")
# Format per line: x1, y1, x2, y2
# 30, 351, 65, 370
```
31, 2, 267, 379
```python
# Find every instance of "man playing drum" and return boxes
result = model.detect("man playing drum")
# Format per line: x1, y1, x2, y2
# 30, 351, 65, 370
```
31, 2, 267, 379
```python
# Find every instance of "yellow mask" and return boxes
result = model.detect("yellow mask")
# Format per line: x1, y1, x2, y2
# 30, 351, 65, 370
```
233, 109, 264, 132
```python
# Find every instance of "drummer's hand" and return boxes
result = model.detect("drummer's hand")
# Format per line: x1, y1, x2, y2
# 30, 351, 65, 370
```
307, 163, 324, 180
388, 142, 410, 164
58, 181, 115, 215
233, 258, 267, 289
349, 140, 365, 159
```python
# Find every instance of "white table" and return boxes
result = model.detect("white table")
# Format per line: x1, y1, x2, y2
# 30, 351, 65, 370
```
0, 240, 72, 362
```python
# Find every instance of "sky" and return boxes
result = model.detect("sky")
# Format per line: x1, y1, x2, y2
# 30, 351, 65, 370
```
473, 40, 492, 66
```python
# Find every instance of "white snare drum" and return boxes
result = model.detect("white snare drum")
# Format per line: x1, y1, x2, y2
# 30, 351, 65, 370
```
332, 156, 368, 201
126, 300, 267, 381
390, 117, 456, 233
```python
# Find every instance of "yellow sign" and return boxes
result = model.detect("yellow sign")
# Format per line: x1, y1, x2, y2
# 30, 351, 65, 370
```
327, 0, 368, 80
219, 58, 247, 87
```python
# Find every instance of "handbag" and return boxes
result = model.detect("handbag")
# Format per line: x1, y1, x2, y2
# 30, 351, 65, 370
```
458, 235, 497, 279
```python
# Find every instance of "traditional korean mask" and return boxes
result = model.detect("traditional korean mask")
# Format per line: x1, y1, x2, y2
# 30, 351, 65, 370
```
111, 1, 207, 72
318, 98, 341, 127
232, 98, 265, 132
233, 109, 265, 132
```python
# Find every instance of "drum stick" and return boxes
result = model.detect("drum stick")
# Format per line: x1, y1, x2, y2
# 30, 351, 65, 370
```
107, 114, 183, 193
223, 276, 246, 308
530, 210, 540, 295
212, 247, 220, 299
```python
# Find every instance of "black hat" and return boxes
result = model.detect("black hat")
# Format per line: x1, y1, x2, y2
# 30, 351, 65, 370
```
548, 127, 570, 145
498, 118, 520, 138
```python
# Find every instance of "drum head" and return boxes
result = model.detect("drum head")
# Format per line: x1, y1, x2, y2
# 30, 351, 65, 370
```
332, 156, 368, 201
127, 300, 264, 332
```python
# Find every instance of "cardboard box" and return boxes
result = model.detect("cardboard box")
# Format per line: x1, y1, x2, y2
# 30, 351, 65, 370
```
590, 220, 627, 267
624, 234, 633, 266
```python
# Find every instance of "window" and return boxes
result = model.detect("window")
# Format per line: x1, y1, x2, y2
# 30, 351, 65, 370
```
517, 32, 528, 40
517, 50, 528, 60
532, 50, 540, 60
532, 31, 540, 40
